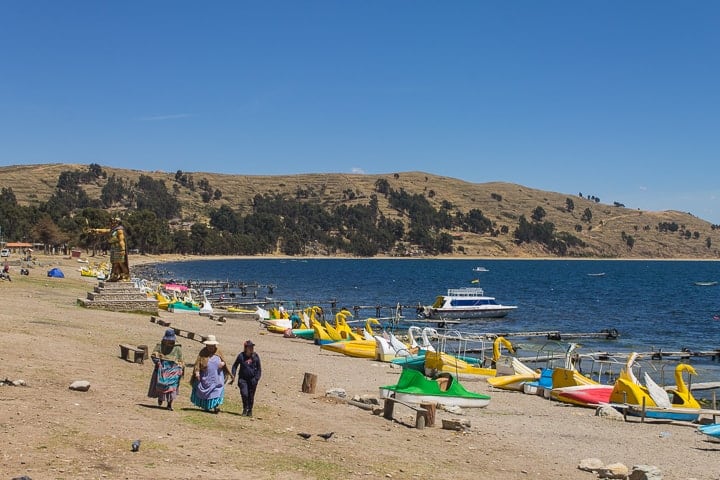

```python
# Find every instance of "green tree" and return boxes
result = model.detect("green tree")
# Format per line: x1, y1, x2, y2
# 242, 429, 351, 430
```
135, 175, 180, 219
531, 206, 546, 222
374, 178, 390, 196
581, 208, 592, 223
565, 198, 575, 212
125, 209, 172, 254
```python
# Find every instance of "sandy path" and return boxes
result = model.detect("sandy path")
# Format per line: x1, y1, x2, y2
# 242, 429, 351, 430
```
0, 255, 718, 479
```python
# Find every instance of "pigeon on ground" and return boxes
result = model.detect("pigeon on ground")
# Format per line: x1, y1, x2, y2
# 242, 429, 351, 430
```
297, 432, 312, 440
317, 432, 334, 441
131, 440, 141, 452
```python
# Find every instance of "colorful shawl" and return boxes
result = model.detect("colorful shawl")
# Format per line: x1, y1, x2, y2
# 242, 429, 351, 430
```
155, 360, 184, 393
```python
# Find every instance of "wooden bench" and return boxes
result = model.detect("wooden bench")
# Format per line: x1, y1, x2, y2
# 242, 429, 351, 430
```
119, 344, 146, 364
383, 397, 435, 429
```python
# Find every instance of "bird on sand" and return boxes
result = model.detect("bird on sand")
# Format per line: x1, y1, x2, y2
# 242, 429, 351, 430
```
131, 440, 141, 452
297, 432, 312, 440
317, 432, 334, 441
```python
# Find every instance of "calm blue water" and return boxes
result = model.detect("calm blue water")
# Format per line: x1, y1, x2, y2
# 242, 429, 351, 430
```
145, 259, 720, 381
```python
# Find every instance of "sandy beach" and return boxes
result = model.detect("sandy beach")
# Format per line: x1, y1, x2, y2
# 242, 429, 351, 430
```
0, 253, 718, 480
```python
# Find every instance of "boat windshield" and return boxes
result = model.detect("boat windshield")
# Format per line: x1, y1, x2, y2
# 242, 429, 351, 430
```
449, 298, 499, 307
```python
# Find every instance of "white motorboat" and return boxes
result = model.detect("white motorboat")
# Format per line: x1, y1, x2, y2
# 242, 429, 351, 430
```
419, 287, 517, 320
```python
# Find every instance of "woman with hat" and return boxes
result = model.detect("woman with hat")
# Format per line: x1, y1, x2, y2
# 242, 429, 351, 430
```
190, 335, 233, 413
147, 329, 185, 411
231, 340, 262, 417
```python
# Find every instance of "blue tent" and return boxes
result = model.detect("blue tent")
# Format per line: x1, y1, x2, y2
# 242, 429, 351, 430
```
47, 268, 65, 278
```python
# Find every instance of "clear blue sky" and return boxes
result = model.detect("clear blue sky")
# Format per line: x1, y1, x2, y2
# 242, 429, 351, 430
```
2, 2, 719, 222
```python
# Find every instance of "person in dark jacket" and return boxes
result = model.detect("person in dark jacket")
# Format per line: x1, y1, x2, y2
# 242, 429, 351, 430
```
231, 340, 262, 417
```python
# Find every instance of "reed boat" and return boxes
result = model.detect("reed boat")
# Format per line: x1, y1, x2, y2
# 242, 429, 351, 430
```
379, 369, 491, 408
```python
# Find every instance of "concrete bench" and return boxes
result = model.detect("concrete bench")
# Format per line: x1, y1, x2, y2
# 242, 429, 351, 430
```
382, 397, 433, 429
119, 344, 146, 364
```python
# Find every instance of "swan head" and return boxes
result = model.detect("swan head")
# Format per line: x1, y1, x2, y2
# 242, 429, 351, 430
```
676, 363, 697, 376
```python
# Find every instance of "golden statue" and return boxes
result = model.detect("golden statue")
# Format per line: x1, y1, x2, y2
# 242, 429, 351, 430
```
89, 217, 130, 282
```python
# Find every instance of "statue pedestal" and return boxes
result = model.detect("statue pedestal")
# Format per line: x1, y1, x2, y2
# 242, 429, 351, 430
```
77, 281, 158, 315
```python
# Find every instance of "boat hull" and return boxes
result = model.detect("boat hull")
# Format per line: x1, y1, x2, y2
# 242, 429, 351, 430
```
424, 351, 496, 379
292, 329, 315, 340
625, 409, 699, 422
321, 340, 376, 359
487, 373, 539, 391
550, 385, 613, 407
391, 391, 490, 408
425, 307, 516, 319
391, 352, 426, 372
379, 369, 491, 408
167, 302, 200, 312
699, 423, 720, 439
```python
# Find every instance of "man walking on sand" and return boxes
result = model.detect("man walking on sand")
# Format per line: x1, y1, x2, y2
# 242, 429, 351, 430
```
231, 340, 262, 417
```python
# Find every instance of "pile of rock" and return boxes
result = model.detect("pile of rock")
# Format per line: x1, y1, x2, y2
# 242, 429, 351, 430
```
0, 378, 27, 387
579, 458, 662, 479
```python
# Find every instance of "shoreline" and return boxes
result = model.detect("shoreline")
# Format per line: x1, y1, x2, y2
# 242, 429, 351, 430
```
0, 255, 718, 478
127, 253, 720, 269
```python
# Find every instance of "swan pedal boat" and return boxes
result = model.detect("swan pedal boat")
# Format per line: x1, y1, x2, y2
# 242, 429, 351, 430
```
608, 358, 701, 421
486, 337, 540, 391
425, 336, 519, 380
380, 369, 491, 408
167, 300, 201, 312
322, 326, 415, 361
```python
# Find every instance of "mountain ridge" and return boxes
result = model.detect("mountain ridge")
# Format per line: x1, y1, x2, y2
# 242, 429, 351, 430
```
1, 163, 718, 259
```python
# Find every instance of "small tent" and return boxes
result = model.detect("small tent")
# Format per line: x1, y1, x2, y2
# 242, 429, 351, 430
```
47, 268, 65, 278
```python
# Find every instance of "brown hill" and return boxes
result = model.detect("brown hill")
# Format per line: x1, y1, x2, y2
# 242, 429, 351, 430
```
2, 163, 719, 259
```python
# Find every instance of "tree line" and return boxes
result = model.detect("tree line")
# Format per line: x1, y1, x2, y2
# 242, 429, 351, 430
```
0, 165, 630, 257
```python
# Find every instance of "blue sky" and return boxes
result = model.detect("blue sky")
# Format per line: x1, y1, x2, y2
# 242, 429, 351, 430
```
2, 2, 719, 222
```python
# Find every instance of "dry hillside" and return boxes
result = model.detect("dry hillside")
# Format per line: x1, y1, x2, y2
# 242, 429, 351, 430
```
2, 163, 719, 259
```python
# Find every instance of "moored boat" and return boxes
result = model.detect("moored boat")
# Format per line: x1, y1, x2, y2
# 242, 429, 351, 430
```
419, 287, 517, 320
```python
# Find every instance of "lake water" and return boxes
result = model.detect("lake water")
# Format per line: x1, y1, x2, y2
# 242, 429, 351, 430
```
141, 258, 720, 383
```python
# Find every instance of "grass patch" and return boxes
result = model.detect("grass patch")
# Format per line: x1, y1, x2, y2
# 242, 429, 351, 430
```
264, 453, 347, 480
